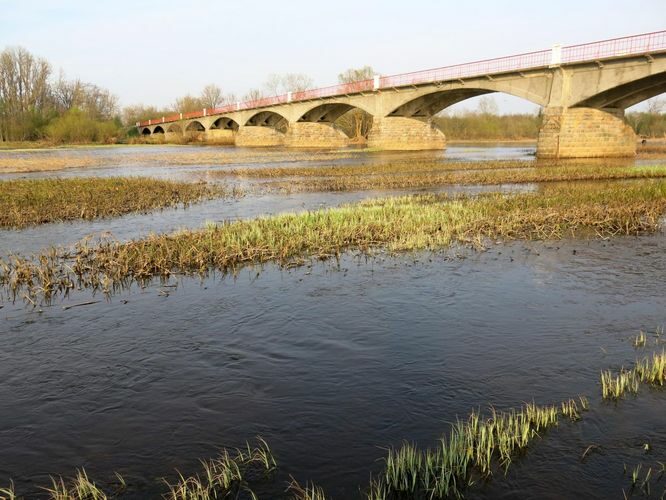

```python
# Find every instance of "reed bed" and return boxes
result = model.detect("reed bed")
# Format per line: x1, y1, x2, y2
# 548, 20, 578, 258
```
260, 164, 666, 193
216, 160, 537, 178
601, 350, 666, 400
373, 398, 587, 499
0, 177, 232, 228
0, 148, 357, 174
2, 180, 666, 304
164, 438, 276, 500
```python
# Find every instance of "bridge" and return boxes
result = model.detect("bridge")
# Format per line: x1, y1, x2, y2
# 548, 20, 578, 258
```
137, 31, 666, 158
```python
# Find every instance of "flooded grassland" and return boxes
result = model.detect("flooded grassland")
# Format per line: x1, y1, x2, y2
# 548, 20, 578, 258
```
0, 144, 665, 499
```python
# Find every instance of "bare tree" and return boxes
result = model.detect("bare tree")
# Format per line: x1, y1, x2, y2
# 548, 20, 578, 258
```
262, 73, 314, 96
200, 84, 224, 109
335, 66, 376, 142
0, 46, 52, 140
477, 96, 499, 115
173, 95, 205, 113
338, 65, 375, 84
243, 88, 264, 102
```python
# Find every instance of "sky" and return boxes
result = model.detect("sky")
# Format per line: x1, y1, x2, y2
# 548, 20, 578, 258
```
1, 0, 665, 114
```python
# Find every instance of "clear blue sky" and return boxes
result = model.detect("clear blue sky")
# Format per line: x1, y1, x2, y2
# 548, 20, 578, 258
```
1, 0, 664, 113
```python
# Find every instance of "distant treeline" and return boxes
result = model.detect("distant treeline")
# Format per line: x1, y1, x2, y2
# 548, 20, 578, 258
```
434, 113, 542, 141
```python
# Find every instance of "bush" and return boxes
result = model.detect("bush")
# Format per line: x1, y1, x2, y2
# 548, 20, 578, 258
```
45, 108, 121, 144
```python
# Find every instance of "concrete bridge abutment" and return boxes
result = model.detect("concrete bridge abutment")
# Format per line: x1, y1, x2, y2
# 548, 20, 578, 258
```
205, 129, 236, 145
367, 117, 446, 151
285, 122, 349, 148
537, 107, 636, 159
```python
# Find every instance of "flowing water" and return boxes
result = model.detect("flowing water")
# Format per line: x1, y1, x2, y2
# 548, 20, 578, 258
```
0, 145, 665, 498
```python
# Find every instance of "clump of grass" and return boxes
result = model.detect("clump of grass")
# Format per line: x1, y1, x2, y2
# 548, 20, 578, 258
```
2, 180, 666, 305
287, 477, 328, 500
0, 482, 16, 500
164, 438, 276, 500
601, 350, 666, 400
43, 469, 107, 500
0, 177, 235, 228
600, 370, 640, 400
373, 398, 586, 499
634, 330, 648, 348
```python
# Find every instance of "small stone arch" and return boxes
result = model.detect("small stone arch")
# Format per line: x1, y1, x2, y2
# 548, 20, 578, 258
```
211, 116, 240, 131
167, 124, 183, 134
141, 127, 151, 135
153, 125, 165, 134
244, 111, 288, 133
185, 120, 206, 132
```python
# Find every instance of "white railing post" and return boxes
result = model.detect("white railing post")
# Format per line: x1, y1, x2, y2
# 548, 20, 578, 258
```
550, 44, 562, 66
148, 119, 151, 125
203, 108, 207, 117
236, 101, 241, 111
135, 121, 140, 127
373, 74, 380, 90
287, 91, 293, 103
179, 113, 183, 120
162, 117, 165, 123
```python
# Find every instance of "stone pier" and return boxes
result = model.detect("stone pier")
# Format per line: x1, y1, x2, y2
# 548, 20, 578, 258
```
537, 107, 636, 159
285, 122, 349, 148
367, 117, 446, 150
235, 126, 285, 147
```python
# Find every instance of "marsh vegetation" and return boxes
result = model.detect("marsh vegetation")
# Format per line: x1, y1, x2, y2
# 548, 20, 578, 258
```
0, 177, 231, 228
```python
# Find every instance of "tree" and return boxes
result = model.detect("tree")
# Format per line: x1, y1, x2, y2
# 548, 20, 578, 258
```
335, 66, 377, 142
338, 65, 374, 83
173, 95, 205, 113
0, 46, 52, 141
262, 73, 314, 95
477, 96, 499, 116
200, 84, 223, 109
243, 88, 264, 102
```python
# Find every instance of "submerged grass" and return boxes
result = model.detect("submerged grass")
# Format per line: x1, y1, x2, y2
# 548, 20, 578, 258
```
0, 177, 234, 228
259, 164, 666, 193
2, 180, 666, 304
601, 350, 666, 400
373, 398, 587, 499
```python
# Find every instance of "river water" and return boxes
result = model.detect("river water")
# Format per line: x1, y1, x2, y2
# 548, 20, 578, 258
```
0, 145, 664, 498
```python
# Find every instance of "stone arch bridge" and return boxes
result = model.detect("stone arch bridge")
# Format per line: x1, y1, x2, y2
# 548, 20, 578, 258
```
139, 31, 666, 158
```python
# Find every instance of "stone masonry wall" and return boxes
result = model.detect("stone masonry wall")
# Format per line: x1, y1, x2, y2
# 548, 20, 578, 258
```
537, 107, 636, 159
235, 126, 285, 147
285, 122, 349, 148
367, 117, 446, 151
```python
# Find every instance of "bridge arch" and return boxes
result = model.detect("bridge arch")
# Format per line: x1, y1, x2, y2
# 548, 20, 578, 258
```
153, 125, 165, 134
244, 110, 288, 132
185, 120, 206, 132
573, 72, 666, 110
140, 127, 151, 135
167, 124, 182, 134
211, 116, 240, 131
385, 82, 547, 118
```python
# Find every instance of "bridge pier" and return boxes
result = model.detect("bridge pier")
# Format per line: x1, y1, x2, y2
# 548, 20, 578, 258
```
205, 129, 236, 145
235, 126, 285, 147
367, 117, 446, 151
537, 107, 636, 159
285, 122, 349, 148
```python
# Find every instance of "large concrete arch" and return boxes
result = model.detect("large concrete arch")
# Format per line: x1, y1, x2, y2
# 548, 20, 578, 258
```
244, 110, 288, 131
237, 111, 288, 147
167, 123, 182, 133
573, 71, 666, 109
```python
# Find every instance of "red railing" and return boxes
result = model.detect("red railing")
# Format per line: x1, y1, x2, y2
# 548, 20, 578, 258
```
561, 30, 666, 64
138, 30, 666, 128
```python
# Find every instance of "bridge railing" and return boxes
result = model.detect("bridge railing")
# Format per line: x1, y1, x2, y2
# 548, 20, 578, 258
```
561, 30, 666, 64
138, 30, 666, 128
379, 49, 552, 88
